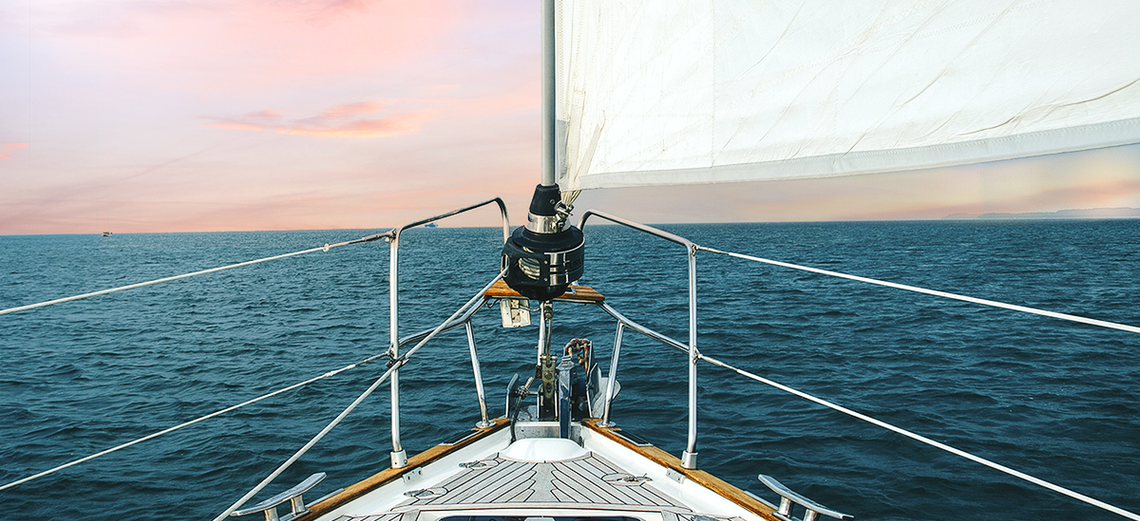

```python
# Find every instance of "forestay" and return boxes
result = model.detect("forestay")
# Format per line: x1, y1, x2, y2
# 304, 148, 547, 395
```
556, 0, 1140, 191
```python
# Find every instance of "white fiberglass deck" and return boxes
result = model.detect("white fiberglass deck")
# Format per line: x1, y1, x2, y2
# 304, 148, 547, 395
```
327, 450, 737, 521
307, 421, 777, 521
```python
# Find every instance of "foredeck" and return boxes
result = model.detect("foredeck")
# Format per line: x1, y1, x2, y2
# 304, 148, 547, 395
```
304, 418, 782, 521
326, 449, 743, 521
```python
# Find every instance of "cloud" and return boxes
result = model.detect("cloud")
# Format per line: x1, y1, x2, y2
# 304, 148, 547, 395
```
0, 143, 29, 160
204, 102, 427, 138
302, 0, 378, 26
27, 0, 469, 92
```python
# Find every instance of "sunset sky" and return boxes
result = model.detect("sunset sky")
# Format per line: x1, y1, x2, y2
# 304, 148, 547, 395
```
2, 0, 1139, 235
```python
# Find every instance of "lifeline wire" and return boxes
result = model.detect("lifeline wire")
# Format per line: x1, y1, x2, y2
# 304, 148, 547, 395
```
0, 351, 388, 492
690, 244, 1139, 517
0, 267, 477, 493
597, 285, 1138, 519
698, 246, 1140, 335
212, 270, 506, 521
0, 230, 393, 316
697, 354, 1140, 521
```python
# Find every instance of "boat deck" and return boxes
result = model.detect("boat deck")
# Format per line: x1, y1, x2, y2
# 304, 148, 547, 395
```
303, 419, 783, 521
326, 450, 743, 521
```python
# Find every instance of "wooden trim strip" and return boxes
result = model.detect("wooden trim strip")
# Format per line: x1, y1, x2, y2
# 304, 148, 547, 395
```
484, 280, 605, 303
300, 418, 511, 520
581, 419, 780, 521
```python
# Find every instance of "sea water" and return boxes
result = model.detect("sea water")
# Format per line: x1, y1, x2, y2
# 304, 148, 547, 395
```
1, 221, 1137, 521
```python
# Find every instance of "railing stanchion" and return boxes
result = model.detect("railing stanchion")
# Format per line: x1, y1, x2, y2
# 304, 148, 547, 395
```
579, 209, 701, 469
465, 320, 492, 428
599, 321, 624, 427
388, 229, 406, 468
385, 197, 511, 469
681, 244, 698, 469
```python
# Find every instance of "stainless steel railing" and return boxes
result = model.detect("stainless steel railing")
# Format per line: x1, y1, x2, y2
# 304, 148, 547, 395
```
385, 198, 510, 467
578, 209, 701, 469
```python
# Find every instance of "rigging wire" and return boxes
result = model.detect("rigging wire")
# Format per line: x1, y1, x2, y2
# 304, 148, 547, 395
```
688, 244, 1139, 517
696, 353, 1140, 521
0, 352, 388, 492
698, 246, 1140, 335
0, 269, 489, 494
0, 230, 396, 489
211, 269, 506, 521
599, 280, 1138, 520
5, 220, 1135, 519
0, 230, 394, 317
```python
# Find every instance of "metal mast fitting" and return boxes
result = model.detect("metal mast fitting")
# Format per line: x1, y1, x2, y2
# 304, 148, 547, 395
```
500, 0, 584, 302
501, 184, 584, 301
541, 0, 556, 188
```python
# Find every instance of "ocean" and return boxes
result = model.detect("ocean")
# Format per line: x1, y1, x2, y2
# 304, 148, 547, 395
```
1, 221, 1137, 521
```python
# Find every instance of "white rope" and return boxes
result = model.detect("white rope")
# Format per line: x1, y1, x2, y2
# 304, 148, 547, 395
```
699, 247, 1140, 335
0, 231, 392, 317
697, 354, 1140, 521
212, 270, 505, 521
0, 356, 383, 492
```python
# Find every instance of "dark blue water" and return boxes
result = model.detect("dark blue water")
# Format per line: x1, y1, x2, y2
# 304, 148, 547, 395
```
1, 221, 1137, 521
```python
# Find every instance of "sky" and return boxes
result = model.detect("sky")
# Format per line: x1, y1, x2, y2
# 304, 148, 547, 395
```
2, 0, 1139, 235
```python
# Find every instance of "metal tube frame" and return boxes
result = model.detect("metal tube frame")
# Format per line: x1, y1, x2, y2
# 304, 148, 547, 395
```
538, 301, 554, 365
599, 322, 624, 427
394, 302, 483, 349
537, 301, 555, 419
387, 198, 511, 467
578, 209, 700, 469
391, 301, 491, 428
596, 302, 689, 352
541, 0, 556, 187
465, 321, 492, 428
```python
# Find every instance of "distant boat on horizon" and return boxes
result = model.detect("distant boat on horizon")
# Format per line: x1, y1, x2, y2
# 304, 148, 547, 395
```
102, 231, 112, 237
944, 207, 1140, 220
423, 222, 438, 228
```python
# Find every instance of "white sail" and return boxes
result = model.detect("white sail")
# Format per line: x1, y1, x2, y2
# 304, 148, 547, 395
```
556, 0, 1140, 191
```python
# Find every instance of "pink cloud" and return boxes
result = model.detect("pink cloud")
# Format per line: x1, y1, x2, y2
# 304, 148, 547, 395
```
314, 102, 381, 119
31, 0, 471, 93
204, 102, 426, 138
245, 109, 284, 119
303, 0, 378, 26
0, 143, 29, 160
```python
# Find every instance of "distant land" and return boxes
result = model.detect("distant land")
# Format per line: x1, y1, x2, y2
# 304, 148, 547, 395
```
944, 207, 1140, 220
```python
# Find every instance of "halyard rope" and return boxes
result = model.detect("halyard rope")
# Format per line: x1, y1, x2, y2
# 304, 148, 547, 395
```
0, 230, 393, 316
698, 246, 1140, 335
